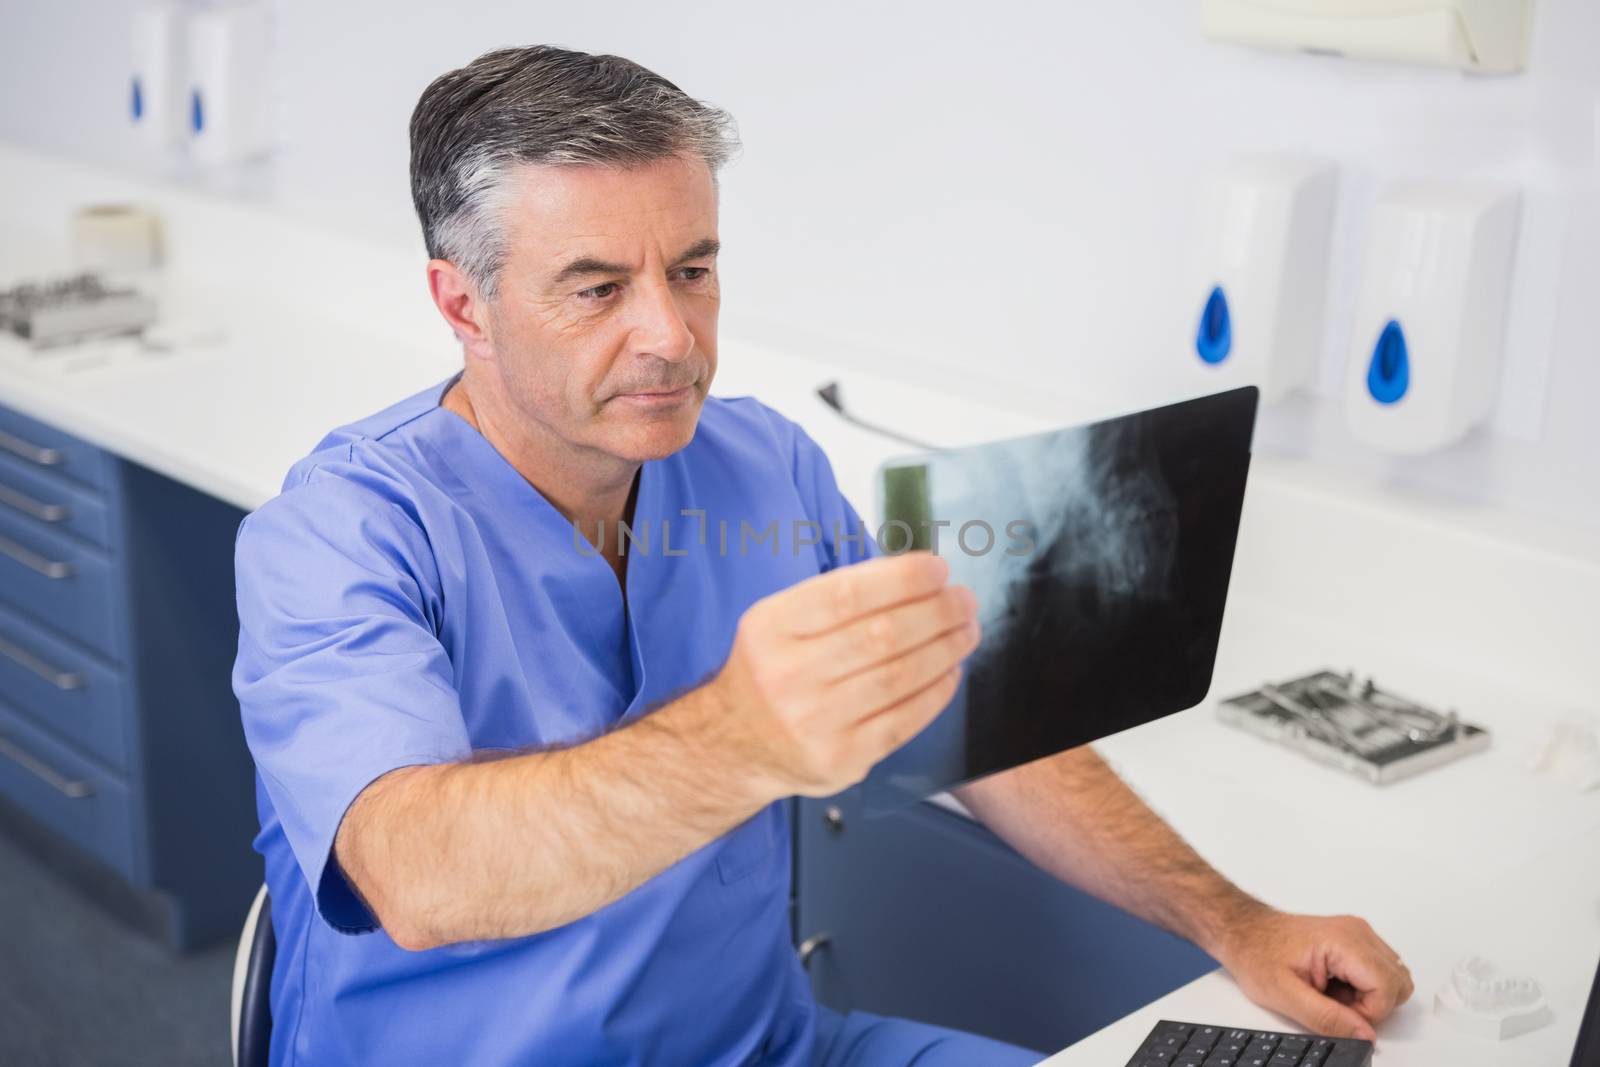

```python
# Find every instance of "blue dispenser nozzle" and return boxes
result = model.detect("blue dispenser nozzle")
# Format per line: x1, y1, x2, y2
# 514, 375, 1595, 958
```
1366, 319, 1411, 404
1196, 285, 1232, 366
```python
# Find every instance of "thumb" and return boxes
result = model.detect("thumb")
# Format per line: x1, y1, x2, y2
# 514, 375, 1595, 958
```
1277, 973, 1378, 1042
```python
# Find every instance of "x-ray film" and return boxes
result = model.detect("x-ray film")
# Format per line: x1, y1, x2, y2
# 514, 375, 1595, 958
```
862, 386, 1258, 815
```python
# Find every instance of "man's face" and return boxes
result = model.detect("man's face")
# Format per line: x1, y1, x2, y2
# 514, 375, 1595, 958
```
479, 153, 720, 464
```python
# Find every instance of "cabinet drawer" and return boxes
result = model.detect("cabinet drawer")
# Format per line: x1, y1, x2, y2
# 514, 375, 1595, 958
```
0, 697, 137, 880
0, 403, 112, 493
0, 602, 130, 772
0, 451, 113, 548
0, 506, 121, 662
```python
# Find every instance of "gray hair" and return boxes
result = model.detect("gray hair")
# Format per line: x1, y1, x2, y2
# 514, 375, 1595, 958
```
409, 45, 741, 301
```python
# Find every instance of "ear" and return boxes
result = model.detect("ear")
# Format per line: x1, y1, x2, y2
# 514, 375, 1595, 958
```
426, 258, 494, 357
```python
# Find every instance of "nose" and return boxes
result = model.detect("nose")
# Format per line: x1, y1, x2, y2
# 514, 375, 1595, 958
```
629, 276, 697, 364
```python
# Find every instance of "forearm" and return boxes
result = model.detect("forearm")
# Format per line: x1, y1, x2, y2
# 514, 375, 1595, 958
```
954, 744, 1265, 962
338, 682, 766, 950
334, 551, 978, 951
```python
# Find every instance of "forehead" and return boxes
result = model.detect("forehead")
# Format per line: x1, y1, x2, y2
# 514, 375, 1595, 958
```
499, 155, 718, 274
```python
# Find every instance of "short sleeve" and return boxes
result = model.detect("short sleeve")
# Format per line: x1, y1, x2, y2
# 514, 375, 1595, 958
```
232, 469, 472, 933
788, 421, 882, 571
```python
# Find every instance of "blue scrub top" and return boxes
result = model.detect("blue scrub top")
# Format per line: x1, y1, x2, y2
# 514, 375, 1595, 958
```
233, 374, 877, 1066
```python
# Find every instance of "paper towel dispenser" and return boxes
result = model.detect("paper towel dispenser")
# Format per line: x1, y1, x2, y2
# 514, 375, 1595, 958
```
1201, 0, 1535, 74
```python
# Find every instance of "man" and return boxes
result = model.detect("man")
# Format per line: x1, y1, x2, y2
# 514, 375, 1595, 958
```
233, 45, 1413, 1066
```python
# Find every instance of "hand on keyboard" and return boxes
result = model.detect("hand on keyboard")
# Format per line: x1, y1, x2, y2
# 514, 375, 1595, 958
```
1212, 909, 1413, 1042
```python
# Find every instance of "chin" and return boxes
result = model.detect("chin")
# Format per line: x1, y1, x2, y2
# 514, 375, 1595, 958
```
610, 400, 704, 462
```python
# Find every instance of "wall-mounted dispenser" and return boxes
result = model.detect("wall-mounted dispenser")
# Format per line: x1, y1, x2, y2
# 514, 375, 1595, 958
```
1344, 181, 1521, 454
1186, 155, 1338, 403
187, 3, 272, 165
1201, 0, 1536, 74
130, 4, 188, 149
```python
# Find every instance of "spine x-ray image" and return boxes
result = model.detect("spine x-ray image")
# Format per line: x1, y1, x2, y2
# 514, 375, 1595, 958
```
863, 386, 1258, 815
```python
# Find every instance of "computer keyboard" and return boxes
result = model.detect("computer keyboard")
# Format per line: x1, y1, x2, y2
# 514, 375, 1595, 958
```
1124, 1020, 1373, 1067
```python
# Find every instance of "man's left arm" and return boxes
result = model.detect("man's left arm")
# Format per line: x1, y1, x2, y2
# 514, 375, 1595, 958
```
953, 745, 1415, 1042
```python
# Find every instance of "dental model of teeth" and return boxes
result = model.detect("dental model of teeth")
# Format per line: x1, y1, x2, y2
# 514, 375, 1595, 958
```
1433, 956, 1555, 1039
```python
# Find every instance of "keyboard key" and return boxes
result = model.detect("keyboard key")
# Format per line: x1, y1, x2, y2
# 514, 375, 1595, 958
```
1299, 1048, 1327, 1067
1200, 1054, 1237, 1067
1322, 1044, 1369, 1067
1269, 1053, 1302, 1066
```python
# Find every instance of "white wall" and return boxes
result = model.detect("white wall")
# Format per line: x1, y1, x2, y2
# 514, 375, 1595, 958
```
2, 0, 1597, 533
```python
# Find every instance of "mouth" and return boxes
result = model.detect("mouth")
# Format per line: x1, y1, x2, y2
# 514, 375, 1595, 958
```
610, 382, 698, 408
622, 385, 692, 397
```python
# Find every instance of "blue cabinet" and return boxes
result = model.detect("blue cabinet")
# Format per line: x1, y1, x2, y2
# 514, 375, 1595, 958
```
0, 403, 114, 492
0, 400, 259, 950
794, 788, 1218, 1054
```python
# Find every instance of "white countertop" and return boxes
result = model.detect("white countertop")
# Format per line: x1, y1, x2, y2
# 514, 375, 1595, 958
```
0, 268, 460, 512
2, 142, 1597, 1066
1034, 598, 1600, 1066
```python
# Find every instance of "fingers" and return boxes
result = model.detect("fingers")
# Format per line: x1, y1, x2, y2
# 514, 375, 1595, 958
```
1355, 924, 1414, 1008
1275, 971, 1379, 1043
1327, 919, 1413, 1020
856, 664, 966, 758
1363, 941, 1413, 1010
829, 616, 981, 722
768, 552, 951, 637
806, 583, 978, 682
1335, 952, 1402, 1024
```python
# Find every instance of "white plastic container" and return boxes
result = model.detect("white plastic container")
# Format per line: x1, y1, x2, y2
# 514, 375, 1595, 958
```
187, 3, 273, 165
1344, 181, 1521, 455
130, 4, 188, 149
1186, 155, 1339, 403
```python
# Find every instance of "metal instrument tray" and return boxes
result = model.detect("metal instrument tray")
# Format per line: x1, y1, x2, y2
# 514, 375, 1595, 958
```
1216, 669, 1490, 785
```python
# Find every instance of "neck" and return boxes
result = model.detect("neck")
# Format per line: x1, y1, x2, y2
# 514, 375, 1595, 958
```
440, 372, 639, 570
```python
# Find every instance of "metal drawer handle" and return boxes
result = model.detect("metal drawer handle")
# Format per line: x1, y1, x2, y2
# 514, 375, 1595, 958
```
0, 731, 94, 798
797, 932, 833, 969
0, 427, 64, 467
0, 632, 85, 690
0, 532, 74, 579
0, 481, 69, 523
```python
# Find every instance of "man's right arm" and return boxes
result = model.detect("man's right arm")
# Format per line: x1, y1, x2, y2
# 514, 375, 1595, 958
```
336, 550, 979, 951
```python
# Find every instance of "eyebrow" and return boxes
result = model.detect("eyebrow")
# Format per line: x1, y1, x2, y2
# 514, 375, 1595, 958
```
547, 237, 721, 288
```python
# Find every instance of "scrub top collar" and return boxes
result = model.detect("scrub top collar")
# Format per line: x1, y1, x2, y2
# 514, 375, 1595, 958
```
419, 371, 662, 718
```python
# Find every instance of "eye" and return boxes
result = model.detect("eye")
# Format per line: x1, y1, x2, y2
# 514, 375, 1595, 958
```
578, 281, 620, 301
676, 266, 712, 283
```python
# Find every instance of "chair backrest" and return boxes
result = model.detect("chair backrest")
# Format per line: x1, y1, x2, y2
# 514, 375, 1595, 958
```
230, 884, 275, 1067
